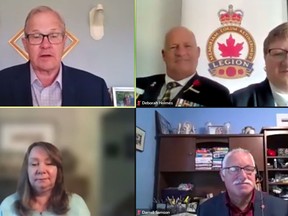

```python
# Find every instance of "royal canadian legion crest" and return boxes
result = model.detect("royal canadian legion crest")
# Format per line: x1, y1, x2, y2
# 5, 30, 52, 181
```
206, 5, 256, 79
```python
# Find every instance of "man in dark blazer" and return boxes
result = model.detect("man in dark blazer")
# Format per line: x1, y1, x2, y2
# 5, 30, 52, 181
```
198, 189, 288, 216
0, 62, 111, 106
231, 22, 288, 107
231, 78, 275, 107
136, 26, 231, 107
197, 148, 288, 216
0, 6, 111, 106
137, 73, 231, 107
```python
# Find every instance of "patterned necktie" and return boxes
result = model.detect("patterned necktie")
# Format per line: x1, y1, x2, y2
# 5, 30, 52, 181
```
161, 82, 180, 102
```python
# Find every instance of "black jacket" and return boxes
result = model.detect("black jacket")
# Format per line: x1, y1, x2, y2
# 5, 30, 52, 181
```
197, 190, 288, 216
137, 73, 231, 107
0, 62, 112, 106
231, 78, 275, 107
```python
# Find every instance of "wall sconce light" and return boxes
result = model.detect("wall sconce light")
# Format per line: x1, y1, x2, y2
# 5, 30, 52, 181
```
89, 4, 104, 40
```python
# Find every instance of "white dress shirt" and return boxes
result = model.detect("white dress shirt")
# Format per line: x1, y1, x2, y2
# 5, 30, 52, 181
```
269, 81, 288, 106
30, 65, 62, 106
157, 73, 195, 101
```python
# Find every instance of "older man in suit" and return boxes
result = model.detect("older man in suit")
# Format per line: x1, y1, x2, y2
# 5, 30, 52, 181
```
0, 6, 111, 106
136, 26, 231, 107
197, 148, 288, 216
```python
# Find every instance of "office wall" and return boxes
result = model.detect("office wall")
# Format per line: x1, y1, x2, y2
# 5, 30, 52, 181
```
101, 109, 135, 215
136, 0, 182, 78
136, 108, 288, 209
0, 0, 134, 87
136, 108, 163, 210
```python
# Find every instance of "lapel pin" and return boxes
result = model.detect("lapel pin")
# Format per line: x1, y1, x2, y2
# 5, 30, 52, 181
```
183, 79, 201, 94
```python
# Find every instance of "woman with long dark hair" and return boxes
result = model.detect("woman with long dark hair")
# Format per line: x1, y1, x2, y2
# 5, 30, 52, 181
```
0, 142, 90, 216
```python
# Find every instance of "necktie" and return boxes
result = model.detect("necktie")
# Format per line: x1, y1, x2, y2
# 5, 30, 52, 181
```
161, 82, 180, 102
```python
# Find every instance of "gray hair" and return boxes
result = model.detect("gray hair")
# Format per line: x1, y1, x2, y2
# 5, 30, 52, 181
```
24, 6, 66, 34
222, 148, 255, 168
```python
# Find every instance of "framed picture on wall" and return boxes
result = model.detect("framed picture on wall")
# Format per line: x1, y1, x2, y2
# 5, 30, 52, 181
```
155, 111, 173, 135
208, 126, 227, 134
276, 113, 288, 126
136, 127, 145, 151
0, 122, 55, 152
112, 87, 135, 107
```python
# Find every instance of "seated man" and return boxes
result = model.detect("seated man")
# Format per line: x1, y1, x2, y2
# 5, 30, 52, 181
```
136, 26, 231, 107
231, 22, 288, 106
0, 6, 111, 106
197, 148, 288, 216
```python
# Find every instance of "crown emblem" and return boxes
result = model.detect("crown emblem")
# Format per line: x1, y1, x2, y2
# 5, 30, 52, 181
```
218, 5, 243, 26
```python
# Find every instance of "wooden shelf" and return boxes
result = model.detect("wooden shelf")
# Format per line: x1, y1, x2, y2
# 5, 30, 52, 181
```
267, 156, 288, 159
155, 111, 265, 204
261, 127, 288, 133
157, 134, 263, 138
262, 127, 288, 200
267, 168, 288, 171
194, 169, 221, 172
156, 134, 264, 198
268, 182, 288, 185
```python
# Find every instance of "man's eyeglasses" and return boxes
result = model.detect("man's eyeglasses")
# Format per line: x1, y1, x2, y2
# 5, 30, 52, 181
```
25, 32, 65, 45
222, 165, 256, 175
268, 48, 288, 62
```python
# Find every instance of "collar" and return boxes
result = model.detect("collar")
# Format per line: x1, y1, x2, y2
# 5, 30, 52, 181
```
30, 63, 62, 89
225, 189, 255, 214
269, 81, 288, 106
165, 73, 196, 87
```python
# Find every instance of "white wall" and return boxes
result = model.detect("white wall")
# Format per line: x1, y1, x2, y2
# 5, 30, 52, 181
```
181, 0, 287, 93
136, 0, 182, 78
0, 0, 134, 87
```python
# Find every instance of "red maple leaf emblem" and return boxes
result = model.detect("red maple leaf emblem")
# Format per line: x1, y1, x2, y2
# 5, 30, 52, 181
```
218, 34, 244, 57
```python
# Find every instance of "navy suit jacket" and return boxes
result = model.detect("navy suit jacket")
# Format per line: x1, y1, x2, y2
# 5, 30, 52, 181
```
137, 73, 231, 107
0, 62, 112, 106
231, 78, 275, 107
197, 190, 288, 216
